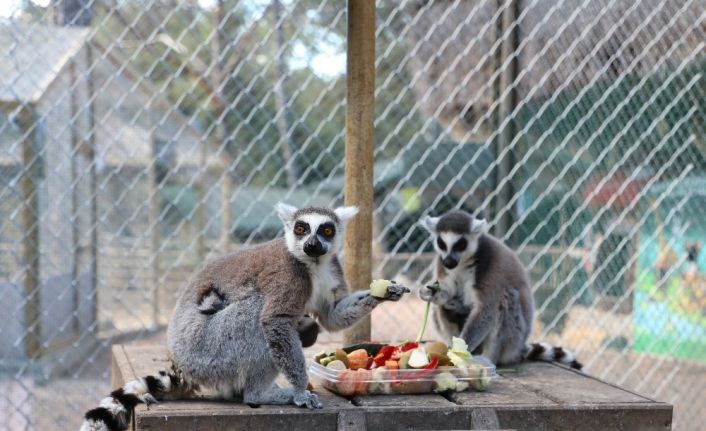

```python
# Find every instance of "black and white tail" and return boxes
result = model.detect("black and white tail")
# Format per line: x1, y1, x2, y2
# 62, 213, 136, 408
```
524, 342, 582, 370
80, 370, 183, 431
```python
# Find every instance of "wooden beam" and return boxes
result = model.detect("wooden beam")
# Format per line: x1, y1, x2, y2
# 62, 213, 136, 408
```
343, 0, 375, 345
19, 107, 41, 359
493, 0, 520, 241
85, 42, 99, 335
149, 140, 161, 327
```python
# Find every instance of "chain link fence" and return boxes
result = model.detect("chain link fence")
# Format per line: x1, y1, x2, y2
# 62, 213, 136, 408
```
1, 0, 704, 429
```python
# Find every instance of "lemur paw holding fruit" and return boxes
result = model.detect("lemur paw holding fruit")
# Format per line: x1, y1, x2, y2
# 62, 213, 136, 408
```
419, 283, 452, 305
370, 279, 410, 301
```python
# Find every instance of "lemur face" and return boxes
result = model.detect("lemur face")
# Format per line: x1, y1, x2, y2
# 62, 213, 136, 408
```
276, 203, 358, 261
421, 210, 488, 270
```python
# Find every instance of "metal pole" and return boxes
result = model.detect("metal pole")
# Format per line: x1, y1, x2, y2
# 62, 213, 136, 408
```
343, 0, 375, 345
494, 0, 519, 241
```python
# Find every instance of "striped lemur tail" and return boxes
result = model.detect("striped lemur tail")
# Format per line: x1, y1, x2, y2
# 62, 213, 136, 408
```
79, 369, 187, 431
80, 318, 314, 431
524, 342, 583, 370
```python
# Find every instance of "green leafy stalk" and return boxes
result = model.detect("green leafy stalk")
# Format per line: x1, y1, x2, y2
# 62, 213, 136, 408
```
416, 282, 440, 343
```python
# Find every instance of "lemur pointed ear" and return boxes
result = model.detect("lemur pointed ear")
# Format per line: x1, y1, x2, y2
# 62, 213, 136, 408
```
421, 215, 440, 233
276, 202, 297, 224
334, 206, 359, 223
471, 218, 488, 233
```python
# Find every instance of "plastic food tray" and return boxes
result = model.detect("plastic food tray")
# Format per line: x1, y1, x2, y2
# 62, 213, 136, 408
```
308, 356, 496, 397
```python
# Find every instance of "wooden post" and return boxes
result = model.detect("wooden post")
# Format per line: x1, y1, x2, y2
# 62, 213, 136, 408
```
195, 143, 207, 262
212, 0, 234, 254
272, 0, 298, 187
343, 0, 375, 345
494, 0, 519, 241
69, 60, 81, 335
86, 43, 99, 334
219, 166, 233, 252
19, 107, 41, 359
149, 140, 161, 327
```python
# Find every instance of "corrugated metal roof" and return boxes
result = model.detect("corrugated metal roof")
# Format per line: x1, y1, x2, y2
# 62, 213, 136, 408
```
0, 22, 88, 104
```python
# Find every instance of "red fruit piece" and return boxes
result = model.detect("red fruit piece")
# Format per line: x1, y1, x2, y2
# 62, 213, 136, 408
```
373, 345, 397, 366
400, 342, 419, 352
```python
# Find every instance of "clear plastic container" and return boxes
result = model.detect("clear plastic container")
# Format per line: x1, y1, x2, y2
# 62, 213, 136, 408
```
308, 356, 496, 397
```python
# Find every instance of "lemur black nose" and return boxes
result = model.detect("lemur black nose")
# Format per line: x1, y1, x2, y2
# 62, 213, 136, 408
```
304, 237, 326, 257
442, 256, 459, 269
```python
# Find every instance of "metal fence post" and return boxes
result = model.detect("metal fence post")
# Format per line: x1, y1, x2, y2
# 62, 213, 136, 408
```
343, 0, 375, 345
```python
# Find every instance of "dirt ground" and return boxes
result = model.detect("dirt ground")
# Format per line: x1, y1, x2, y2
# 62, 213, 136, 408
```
1, 297, 703, 430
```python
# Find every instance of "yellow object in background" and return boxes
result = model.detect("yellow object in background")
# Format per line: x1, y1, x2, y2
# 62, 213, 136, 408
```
400, 187, 421, 212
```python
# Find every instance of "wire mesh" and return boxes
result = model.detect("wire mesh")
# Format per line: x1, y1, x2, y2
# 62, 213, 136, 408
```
0, 0, 704, 429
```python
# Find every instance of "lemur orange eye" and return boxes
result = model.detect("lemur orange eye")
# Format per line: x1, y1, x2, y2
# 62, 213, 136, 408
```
323, 227, 334, 237
294, 224, 308, 235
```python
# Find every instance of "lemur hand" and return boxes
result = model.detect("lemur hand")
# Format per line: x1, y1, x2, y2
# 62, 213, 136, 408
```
293, 389, 322, 409
419, 281, 447, 304
378, 280, 410, 301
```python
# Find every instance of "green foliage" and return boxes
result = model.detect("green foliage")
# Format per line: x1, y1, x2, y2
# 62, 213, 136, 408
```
85, 0, 426, 188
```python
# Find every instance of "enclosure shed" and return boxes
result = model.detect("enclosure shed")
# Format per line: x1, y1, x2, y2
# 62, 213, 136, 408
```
0, 22, 213, 370
403, 0, 706, 142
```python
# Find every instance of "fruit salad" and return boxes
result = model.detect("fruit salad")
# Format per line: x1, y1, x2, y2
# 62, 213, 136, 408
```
308, 337, 495, 396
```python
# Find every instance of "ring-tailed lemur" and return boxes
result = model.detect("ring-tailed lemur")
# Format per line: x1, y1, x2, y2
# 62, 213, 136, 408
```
419, 210, 582, 370
80, 203, 409, 431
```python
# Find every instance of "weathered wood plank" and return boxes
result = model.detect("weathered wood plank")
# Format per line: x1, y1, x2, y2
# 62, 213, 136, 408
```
136, 406, 340, 431
121, 345, 172, 378
362, 406, 473, 430
502, 362, 652, 405
448, 375, 555, 407
112, 345, 672, 431
352, 393, 456, 407
338, 410, 366, 431
494, 404, 673, 431
111, 344, 133, 388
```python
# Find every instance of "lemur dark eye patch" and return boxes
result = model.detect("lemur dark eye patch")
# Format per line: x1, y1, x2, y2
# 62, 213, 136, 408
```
317, 222, 336, 238
454, 237, 468, 252
293, 222, 310, 236
437, 238, 447, 251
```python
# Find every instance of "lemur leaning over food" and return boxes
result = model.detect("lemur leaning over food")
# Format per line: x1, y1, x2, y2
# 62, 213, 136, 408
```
419, 210, 582, 370
80, 203, 409, 431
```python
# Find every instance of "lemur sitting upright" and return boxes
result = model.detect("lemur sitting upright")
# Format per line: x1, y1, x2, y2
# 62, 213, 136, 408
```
80, 204, 408, 431
419, 210, 581, 369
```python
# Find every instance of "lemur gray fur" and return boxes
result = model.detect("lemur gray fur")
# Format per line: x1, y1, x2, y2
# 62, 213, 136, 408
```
80, 203, 408, 431
419, 210, 582, 370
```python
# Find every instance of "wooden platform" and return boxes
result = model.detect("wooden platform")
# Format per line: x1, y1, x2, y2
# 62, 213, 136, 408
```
112, 345, 672, 431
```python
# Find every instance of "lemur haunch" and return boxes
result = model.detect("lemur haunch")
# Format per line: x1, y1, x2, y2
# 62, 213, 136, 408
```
420, 210, 581, 369
80, 204, 408, 431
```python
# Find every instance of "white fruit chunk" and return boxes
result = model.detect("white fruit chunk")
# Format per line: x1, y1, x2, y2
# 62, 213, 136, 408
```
408, 347, 430, 368
326, 360, 347, 371
370, 279, 392, 298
